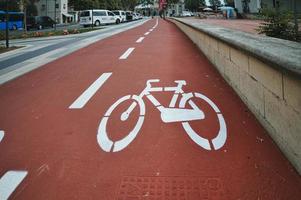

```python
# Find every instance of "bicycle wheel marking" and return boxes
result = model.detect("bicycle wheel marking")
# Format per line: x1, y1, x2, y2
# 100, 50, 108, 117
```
98, 95, 145, 152
0, 171, 28, 200
212, 114, 227, 150
182, 122, 211, 150
180, 92, 227, 150
0, 130, 4, 142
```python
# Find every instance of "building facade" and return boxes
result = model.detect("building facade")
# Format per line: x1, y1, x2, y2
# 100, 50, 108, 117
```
167, 0, 185, 16
35, 0, 70, 24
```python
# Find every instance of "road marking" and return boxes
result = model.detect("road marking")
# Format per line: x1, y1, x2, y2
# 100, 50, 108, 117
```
136, 37, 145, 43
119, 48, 135, 60
97, 79, 227, 153
69, 73, 112, 109
0, 130, 4, 142
144, 32, 150, 35
0, 171, 28, 200
149, 29, 153, 32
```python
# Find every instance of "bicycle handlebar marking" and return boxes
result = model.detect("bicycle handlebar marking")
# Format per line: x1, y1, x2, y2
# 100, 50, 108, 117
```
97, 79, 227, 152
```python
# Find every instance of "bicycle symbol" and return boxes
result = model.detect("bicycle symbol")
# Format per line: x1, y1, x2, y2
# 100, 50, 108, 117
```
97, 79, 227, 152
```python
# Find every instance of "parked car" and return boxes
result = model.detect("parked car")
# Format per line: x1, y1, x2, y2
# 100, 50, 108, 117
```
181, 11, 193, 17
80, 9, 121, 27
132, 12, 139, 20
26, 16, 55, 30
137, 13, 143, 19
112, 10, 126, 22
125, 11, 133, 21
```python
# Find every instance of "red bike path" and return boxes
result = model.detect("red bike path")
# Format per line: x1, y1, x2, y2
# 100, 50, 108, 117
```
0, 18, 300, 199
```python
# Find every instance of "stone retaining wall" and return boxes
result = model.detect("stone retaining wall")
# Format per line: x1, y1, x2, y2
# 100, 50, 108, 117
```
170, 18, 301, 174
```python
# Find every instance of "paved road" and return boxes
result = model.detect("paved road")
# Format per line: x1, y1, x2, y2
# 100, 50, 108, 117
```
0, 18, 300, 200
0, 19, 148, 84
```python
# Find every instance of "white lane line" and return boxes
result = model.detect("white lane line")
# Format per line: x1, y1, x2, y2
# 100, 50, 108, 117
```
149, 29, 153, 32
0, 130, 4, 142
69, 73, 112, 109
136, 37, 145, 43
144, 32, 150, 35
119, 48, 135, 60
0, 171, 28, 200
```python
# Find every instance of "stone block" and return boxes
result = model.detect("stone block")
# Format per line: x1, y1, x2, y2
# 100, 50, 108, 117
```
283, 74, 301, 113
209, 36, 218, 51
225, 60, 240, 90
206, 47, 214, 64
203, 35, 210, 48
218, 42, 230, 59
249, 57, 283, 98
240, 70, 265, 116
230, 48, 249, 72
198, 32, 205, 41
264, 89, 301, 172
213, 52, 225, 75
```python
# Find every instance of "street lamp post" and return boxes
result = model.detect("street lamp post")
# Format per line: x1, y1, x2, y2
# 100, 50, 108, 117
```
54, 0, 57, 30
5, 0, 9, 48
91, 6, 94, 29
293, 0, 298, 37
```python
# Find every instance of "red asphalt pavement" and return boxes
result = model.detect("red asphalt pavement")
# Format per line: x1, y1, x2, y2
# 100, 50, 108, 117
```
0, 18, 301, 199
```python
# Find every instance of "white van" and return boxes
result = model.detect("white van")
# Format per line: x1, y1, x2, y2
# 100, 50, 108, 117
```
80, 9, 121, 27
112, 10, 126, 22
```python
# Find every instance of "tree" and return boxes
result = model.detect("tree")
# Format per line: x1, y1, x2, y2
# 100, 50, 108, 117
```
258, 7, 300, 41
242, 0, 250, 13
26, 0, 38, 16
224, 0, 234, 7
0, 0, 21, 11
209, 0, 221, 7
69, 0, 105, 10
185, 0, 205, 12
120, 0, 138, 10
105, 0, 122, 10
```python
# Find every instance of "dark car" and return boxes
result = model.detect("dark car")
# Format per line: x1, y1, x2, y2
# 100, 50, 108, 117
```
26, 16, 55, 30
125, 11, 133, 21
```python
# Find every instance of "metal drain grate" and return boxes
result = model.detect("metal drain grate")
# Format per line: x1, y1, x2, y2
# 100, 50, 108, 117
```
116, 176, 227, 200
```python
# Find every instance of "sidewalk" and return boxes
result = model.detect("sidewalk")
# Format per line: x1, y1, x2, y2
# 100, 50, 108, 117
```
184, 17, 263, 34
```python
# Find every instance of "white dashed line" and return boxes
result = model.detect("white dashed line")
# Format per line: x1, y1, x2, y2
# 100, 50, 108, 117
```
0, 130, 4, 142
119, 47, 135, 60
136, 37, 145, 43
144, 32, 150, 36
69, 73, 112, 109
0, 171, 28, 200
149, 29, 153, 32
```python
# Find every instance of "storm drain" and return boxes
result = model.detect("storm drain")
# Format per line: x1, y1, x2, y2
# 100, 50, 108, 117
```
116, 176, 227, 200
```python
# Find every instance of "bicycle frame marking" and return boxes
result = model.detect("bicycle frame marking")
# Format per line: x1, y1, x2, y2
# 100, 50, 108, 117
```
97, 79, 227, 152
122, 79, 205, 123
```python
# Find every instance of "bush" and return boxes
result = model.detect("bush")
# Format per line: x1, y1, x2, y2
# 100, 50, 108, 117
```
258, 8, 300, 42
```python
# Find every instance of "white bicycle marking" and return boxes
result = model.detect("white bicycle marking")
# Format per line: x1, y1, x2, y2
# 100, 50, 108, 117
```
69, 73, 112, 109
98, 95, 145, 152
97, 79, 227, 152
180, 92, 227, 150
0, 130, 4, 142
212, 114, 227, 150
0, 171, 28, 200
